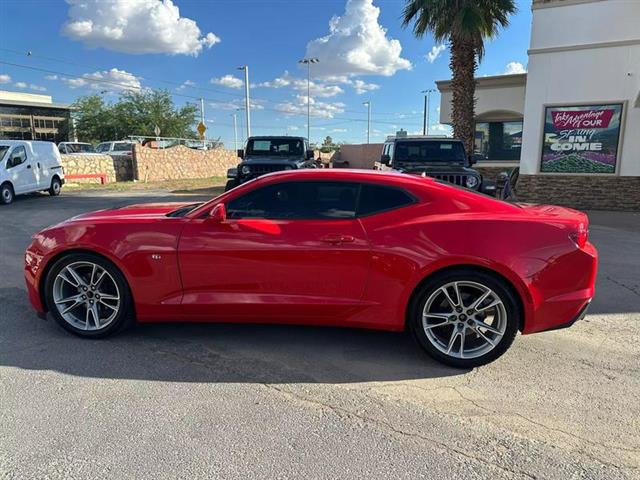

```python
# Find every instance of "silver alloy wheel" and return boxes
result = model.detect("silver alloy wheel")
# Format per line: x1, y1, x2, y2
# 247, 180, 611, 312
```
422, 281, 507, 359
52, 179, 61, 194
52, 261, 121, 331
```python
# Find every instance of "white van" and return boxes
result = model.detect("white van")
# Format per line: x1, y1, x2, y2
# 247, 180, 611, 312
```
0, 140, 65, 205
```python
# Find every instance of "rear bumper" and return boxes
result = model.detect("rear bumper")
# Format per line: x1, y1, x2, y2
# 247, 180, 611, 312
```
522, 241, 598, 335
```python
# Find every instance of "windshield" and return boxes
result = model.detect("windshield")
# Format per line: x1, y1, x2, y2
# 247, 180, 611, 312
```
395, 141, 466, 164
66, 143, 96, 153
0, 146, 9, 162
246, 138, 304, 157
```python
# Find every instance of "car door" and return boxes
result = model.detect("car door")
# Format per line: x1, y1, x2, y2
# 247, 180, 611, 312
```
178, 180, 371, 322
4, 145, 37, 194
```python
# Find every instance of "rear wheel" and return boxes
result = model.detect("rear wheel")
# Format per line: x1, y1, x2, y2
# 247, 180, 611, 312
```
1, 183, 14, 205
49, 177, 62, 196
44, 253, 134, 338
409, 269, 519, 368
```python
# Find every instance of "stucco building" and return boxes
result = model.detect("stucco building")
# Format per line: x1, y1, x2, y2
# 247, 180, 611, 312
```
437, 0, 639, 210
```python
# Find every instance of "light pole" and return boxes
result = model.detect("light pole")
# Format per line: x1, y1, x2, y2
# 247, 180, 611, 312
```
298, 58, 319, 143
237, 65, 251, 138
363, 101, 371, 144
200, 97, 206, 149
232, 112, 238, 151
422, 89, 435, 135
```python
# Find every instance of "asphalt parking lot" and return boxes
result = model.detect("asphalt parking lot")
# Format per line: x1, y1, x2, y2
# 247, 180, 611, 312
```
1, 190, 639, 479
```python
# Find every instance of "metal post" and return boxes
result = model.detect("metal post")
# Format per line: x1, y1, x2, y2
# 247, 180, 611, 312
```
298, 58, 319, 144
421, 89, 435, 135
363, 101, 371, 144
422, 95, 427, 135
232, 113, 238, 151
238, 66, 251, 138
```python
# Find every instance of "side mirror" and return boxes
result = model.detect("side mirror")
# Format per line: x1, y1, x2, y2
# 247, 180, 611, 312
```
380, 154, 391, 166
306, 149, 315, 160
227, 167, 238, 179
237, 149, 244, 159
208, 203, 227, 223
469, 154, 482, 165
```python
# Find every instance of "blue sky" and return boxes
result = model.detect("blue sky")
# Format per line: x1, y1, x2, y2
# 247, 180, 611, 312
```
0, 0, 532, 146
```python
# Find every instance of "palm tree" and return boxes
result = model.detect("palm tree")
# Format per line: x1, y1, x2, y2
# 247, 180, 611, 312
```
402, 0, 516, 155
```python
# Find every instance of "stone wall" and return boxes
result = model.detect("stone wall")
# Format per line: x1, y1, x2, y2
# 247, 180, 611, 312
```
517, 174, 640, 211
111, 155, 135, 182
133, 145, 239, 182
60, 154, 117, 184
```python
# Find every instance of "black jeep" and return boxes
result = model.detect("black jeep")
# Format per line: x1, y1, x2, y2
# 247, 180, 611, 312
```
377, 136, 495, 194
225, 136, 316, 191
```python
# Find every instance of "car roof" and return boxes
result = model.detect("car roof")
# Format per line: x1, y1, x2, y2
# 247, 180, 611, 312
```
257, 168, 436, 187
248, 136, 306, 140
386, 136, 460, 143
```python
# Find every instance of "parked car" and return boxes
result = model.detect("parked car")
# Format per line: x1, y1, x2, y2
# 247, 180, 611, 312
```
58, 142, 99, 155
1, 140, 65, 205
378, 135, 495, 195
225, 136, 316, 191
95, 141, 135, 156
24, 169, 597, 368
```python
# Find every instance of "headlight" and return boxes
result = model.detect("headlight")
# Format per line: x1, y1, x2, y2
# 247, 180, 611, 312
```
241, 165, 251, 175
465, 176, 479, 189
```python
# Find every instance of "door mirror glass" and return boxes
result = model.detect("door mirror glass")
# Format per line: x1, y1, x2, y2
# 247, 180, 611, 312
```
237, 149, 244, 159
306, 149, 315, 160
208, 203, 227, 223
380, 154, 391, 166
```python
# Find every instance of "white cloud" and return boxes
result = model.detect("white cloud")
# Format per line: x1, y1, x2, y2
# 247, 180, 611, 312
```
209, 99, 264, 111
13, 82, 47, 92
61, 68, 141, 92
45, 75, 59, 81
0, 74, 11, 84
426, 44, 446, 63
502, 62, 527, 75
351, 79, 379, 94
257, 72, 344, 98
63, 0, 221, 56
176, 79, 195, 91
211, 75, 244, 89
330, 128, 348, 133
276, 99, 346, 119
429, 123, 453, 136
305, 0, 411, 77
287, 125, 299, 131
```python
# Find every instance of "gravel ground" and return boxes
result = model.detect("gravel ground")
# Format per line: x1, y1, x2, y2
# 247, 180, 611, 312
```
1, 191, 638, 479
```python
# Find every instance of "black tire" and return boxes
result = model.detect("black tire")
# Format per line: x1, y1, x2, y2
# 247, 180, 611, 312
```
408, 268, 519, 369
224, 179, 239, 192
1, 182, 14, 205
44, 252, 134, 338
49, 176, 62, 196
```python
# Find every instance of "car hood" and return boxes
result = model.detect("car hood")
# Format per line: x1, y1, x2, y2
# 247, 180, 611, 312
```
398, 164, 477, 175
242, 156, 303, 164
64, 202, 192, 223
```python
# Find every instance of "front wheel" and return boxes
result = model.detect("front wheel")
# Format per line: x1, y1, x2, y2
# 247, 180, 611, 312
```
409, 269, 519, 368
44, 253, 134, 338
1, 183, 14, 205
49, 177, 62, 196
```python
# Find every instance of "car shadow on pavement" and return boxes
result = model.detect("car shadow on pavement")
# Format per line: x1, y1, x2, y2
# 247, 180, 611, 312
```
0, 289, 465, 384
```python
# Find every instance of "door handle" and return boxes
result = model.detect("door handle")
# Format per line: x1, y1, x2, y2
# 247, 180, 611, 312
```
320, 234, 355, 244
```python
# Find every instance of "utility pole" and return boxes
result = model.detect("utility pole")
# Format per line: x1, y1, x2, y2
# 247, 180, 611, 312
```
232, 112, 238, 151
298, 58, 319, 143
421, 89, 435, 135
200, 97, 205, 149
237, 65, 251, 138
363, 101, 371, 144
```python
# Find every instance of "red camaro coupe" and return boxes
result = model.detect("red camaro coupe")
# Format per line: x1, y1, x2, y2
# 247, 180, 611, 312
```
25, 170, 597, 368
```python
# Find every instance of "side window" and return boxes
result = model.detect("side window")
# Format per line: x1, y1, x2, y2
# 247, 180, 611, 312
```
227, 181, 358, 220
357, 184, 415, 216
7, 146, 27, 169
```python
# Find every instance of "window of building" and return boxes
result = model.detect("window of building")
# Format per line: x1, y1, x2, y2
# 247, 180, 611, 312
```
474, 121, 523, 161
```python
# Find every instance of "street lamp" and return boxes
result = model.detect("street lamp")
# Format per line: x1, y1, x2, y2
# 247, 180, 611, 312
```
298, 58, 319, 142
421, 89, 436, 135
237, 65, 251, 138
363, 101, 371, 144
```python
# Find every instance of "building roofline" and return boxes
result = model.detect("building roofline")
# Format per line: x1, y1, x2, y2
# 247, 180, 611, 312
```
436, 73, 527, 92
532, 0, 608, 10
0, 99, 73, 110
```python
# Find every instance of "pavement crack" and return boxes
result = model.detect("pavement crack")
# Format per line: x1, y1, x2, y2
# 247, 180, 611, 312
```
605, 275, 640, 297
262, 383, 538, 479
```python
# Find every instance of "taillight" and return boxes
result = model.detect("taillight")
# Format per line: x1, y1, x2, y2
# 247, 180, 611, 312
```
569, 223, 588, 248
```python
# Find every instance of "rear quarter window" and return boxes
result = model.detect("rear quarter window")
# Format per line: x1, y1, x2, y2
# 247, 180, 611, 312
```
357, 184, 416, 216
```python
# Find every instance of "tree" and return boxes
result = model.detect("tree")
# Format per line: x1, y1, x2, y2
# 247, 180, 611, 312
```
320, 135, 338, 153
72, 90, 199, 143
402, 0, 516, 154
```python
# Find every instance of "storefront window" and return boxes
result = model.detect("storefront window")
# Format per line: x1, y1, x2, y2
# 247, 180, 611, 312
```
474, 121, 523, 161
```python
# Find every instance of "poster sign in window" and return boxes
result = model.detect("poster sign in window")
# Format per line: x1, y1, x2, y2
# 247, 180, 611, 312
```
540, 104, 623, 174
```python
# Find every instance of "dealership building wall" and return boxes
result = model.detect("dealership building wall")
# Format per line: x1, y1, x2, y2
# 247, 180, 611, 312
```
437, 0, 640, 210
